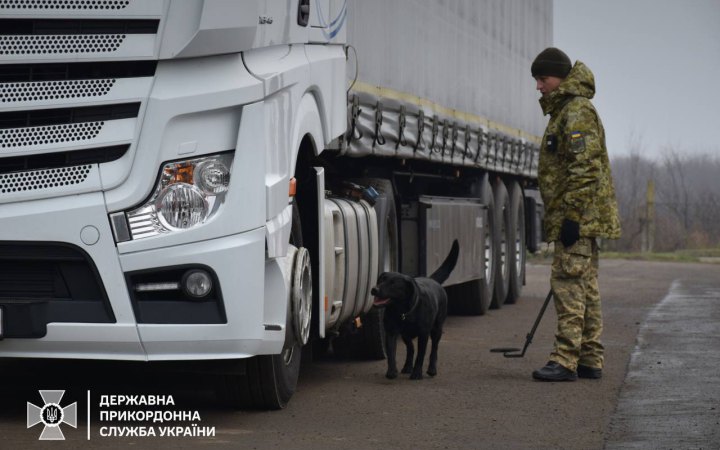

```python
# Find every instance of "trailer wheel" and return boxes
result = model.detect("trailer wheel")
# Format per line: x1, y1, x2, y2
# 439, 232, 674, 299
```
447, 174, 495, 315
218, 203, 305, 410
491, 177, 511, 309
505, 180, 526, 304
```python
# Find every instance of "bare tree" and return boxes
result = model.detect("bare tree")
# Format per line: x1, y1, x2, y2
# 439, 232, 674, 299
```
610, 137, 655, 251
657, 149, 692, 236
610, 146, 720, 252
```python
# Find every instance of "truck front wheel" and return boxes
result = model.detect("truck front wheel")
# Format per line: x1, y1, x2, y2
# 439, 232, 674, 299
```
234, 337, 301, 410
218, 203, 306, 410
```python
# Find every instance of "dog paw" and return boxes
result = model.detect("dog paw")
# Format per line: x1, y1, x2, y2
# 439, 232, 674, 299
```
427, 368, 437, 377
410, 372, 423, 380
386, 370, 398, 379
401, 365, 412, 374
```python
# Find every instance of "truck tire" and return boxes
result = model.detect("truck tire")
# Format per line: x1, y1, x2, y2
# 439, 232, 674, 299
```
506, 180, 526, 304
447, 174, 494, 315
331, 294, 388, 361
217, 203, 305, 410
234, 339, 301, 410
351, 307, 386, 360
491, 177, 511, 309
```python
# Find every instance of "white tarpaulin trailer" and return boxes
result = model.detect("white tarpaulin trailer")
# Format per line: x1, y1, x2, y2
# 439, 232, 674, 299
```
344, 0, 552, 177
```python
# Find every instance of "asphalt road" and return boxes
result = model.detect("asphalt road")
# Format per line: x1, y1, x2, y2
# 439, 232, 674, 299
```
1, 259, 719, 449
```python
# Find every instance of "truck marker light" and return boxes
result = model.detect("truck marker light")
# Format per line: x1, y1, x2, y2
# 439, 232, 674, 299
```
289, 177, 297, 197
162, 163, 194, 186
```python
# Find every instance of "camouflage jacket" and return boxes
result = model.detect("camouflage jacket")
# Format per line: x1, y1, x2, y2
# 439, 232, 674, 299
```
537, 61, 621, 242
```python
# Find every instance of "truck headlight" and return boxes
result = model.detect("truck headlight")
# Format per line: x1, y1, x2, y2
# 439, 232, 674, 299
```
156, 183, 208, 230
124, 153, 233, 240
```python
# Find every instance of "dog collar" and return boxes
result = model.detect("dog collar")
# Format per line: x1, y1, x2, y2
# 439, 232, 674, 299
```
401, 283, 420, 321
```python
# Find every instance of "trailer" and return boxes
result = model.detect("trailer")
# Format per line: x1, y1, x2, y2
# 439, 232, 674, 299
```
0, 0, 551, 409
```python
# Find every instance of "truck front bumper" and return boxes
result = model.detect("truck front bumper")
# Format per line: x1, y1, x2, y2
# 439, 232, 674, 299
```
0, 192, 284, 361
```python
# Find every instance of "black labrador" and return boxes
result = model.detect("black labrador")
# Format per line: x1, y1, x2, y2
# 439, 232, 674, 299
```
371, 240, 459, 380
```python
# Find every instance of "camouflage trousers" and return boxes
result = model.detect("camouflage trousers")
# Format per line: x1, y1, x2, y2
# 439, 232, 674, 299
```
549, 238, 603, 372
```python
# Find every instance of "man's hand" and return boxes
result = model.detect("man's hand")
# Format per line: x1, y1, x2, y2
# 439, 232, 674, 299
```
560, 219, 580, 248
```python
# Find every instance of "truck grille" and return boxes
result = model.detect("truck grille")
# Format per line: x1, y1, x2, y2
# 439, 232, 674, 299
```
0, 102, 140, 127
0, 61, 157, 82
0, 0, 131, 10
0, 164, 91, 194
0, 144, 128, 174
0, 34, 125, 55
0, 1, 162, 203
0, 18, 159, 56
0, 103, 139, 152
0, 19, 159, 35
1, 121, 103, 148
1, 79, 116, 103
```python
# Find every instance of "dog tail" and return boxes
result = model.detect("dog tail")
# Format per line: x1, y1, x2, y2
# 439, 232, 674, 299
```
428, 239, 459, 285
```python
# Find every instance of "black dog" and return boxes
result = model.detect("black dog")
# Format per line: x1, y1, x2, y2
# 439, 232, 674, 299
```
371, 240, 459, 380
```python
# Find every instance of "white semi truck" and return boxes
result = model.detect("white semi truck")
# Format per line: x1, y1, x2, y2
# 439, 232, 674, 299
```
0, 0, 551, 409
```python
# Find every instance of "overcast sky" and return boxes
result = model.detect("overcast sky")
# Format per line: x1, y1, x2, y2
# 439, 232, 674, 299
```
554, 0, 720, 159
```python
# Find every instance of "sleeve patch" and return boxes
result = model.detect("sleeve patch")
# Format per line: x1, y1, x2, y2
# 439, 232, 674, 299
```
569, 131, 586, 153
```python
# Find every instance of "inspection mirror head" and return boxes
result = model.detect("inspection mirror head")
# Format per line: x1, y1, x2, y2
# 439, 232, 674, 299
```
490, 347, 521, 353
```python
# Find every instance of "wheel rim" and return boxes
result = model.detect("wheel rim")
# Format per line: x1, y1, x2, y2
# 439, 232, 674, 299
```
500, 206, 509, 279
485, 216, 494, 281
514, 214, 523, 274
292, 247, 312, 346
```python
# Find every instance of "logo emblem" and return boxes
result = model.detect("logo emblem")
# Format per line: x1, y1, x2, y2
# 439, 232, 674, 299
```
569, 131, 586, 153
27, 390, 77, 440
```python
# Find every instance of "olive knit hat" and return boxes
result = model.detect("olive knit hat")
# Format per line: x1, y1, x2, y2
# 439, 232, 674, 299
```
531, 47, 572, 78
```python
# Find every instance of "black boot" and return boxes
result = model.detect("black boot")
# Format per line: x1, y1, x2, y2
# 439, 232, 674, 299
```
532, 361, 577, 381
577, 364, 602, 379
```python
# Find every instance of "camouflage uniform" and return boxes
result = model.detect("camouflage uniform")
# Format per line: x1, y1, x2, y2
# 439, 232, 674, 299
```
537, 61, 621, 372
